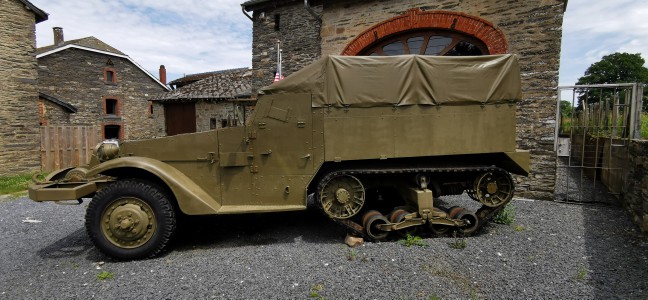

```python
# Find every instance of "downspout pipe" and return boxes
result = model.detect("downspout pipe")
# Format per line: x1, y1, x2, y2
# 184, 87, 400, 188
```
304, 0, 321, 22
241, 5, 253, 21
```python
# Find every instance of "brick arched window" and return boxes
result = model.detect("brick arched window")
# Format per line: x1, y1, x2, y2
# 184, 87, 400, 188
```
342, 9, 508, 56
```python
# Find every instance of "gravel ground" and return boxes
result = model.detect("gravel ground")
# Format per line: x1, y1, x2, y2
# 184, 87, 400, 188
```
1, 193, 647, 299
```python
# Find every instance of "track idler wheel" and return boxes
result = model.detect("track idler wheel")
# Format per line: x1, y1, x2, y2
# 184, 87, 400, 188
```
456, 211, 479, 235
362, 210, 389, 241
388, 208, 418, 238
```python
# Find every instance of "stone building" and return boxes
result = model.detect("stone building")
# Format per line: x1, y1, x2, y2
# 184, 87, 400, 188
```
0, 0, 48, 176
151, 68, 254, 136
36, 28, 169, 141
241, 0, 568, 200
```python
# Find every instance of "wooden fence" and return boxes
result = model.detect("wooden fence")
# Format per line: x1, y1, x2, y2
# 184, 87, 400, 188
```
40, 126, 99, 172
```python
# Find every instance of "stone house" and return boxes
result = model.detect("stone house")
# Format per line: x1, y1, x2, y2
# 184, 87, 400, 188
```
151, 68, 254, 136
241, 0, 568, 200
0, 0, 48, 176
36, 28, 170, 141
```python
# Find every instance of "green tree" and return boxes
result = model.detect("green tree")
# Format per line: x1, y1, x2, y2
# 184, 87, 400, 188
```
576, 52, 648, 110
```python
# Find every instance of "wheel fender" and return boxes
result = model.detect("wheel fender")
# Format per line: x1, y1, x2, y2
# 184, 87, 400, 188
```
86, 157, 221, 215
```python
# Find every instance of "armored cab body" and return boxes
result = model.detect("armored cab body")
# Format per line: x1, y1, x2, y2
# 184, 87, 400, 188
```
29, 55, 529, 259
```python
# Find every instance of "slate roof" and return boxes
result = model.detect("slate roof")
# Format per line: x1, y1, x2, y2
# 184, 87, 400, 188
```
152, 68, 253, 102
35, 36, 169, 91
36, 37, 124, 56
241, 0, 299, 11
39, 92, 77, 113
168, 68, 248, 89
17, 0, 48, 23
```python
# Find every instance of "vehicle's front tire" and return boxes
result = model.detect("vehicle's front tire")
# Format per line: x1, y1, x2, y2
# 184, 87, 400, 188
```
85, 179, 176, 260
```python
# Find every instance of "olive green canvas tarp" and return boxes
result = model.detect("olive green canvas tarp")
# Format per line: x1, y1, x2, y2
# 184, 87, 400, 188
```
260, 54, 522, 107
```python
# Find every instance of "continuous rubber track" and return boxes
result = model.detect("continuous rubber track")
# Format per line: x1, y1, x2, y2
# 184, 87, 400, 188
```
315, 166, 514, 241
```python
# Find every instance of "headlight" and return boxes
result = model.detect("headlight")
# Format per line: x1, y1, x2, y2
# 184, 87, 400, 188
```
95, 140, 120, 162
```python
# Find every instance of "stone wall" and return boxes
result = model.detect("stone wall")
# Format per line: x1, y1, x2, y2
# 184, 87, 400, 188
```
151, 101, 252, 136
249, 0, 566, 199
0, 0, 41, 176
196, 101, 237, 132
622, 140, 648, 232
38, 98, 71, 125
38, 49, 167, 141
251, 3, 322, 93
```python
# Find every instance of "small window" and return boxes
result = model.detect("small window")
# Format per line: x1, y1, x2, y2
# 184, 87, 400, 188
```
104, 68, 116, 84
221, 119, 229, 128
148, 101, 153, 118
105, 98, 118, 115
104, 125, 121, 140
274, 14, 280, 31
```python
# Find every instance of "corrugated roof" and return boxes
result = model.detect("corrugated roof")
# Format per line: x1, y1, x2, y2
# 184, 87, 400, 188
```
152, 68, 253, 102
36, 36, 124, 56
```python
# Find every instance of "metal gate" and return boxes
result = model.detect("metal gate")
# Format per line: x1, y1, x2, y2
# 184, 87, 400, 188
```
554, 83, 643, 203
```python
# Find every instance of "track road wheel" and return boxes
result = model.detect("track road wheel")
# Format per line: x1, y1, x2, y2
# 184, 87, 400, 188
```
388, 208, 418, 238
448, 206, 465, 219
85, 179, 176, 260
319, 174, 365, 219
362, 210, 389, 241
456, 211, 479, 235
429, 208, 451, 236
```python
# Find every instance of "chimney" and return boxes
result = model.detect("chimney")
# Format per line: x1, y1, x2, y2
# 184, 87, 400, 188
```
159, 65, 167, 85
53, 27, 64, 46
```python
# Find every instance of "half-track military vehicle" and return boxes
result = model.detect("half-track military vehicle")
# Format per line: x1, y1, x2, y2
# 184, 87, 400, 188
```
29, 54, 529, 259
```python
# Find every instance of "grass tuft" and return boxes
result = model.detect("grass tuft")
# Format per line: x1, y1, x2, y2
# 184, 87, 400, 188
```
0, 174, 34, 196
97, 271, 114, 281
493, 204, 516, 225
400, 234, 427, 247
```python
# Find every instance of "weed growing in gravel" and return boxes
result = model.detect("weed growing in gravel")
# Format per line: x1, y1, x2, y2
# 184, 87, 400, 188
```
493, 203, 516, 225
429, 295, 440, 300
309, 284, 325, 299
97, 271, 114, 281
514, 225, 526, 232
449, 233, 467, 250
347, 248, 358, 261
576, 266, 587, 281
400, 234, 427, 247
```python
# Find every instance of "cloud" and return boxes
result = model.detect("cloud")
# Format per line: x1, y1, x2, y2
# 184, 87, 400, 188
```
559, 0, 648, 85
31, 0, 252, 82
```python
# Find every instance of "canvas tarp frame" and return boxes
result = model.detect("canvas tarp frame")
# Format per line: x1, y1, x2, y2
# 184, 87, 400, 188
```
260, 54, 522, 107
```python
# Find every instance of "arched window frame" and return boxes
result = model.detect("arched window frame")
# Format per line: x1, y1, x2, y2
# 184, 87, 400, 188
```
342, 9, 508, 56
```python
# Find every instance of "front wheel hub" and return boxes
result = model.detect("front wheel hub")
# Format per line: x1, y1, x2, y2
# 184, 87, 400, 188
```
103, 198, 156, 249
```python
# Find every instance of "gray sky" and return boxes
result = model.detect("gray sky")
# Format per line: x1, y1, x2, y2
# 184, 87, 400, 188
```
30, 0, 648, 86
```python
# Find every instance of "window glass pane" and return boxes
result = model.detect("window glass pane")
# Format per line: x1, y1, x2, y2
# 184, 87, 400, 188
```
104, 125, 120, 139
424, 36, 452, 55
382, 41, 404, 56
106, 99, 117, 115
407, 36, 424, 54
106, 71, 114, 82
444, 40, 483, 56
